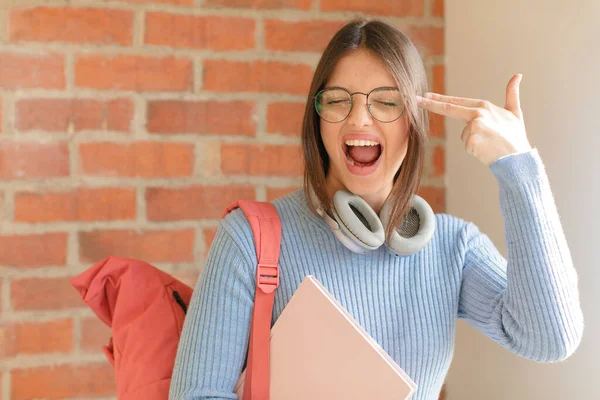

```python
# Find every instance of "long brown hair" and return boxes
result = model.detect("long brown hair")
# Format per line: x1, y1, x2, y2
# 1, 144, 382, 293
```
302, 18, 430, 242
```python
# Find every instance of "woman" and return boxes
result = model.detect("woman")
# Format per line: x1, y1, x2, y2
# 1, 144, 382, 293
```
169, 19, 584, 400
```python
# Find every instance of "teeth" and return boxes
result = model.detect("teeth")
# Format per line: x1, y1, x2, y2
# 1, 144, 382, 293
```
344, 139, 379, 147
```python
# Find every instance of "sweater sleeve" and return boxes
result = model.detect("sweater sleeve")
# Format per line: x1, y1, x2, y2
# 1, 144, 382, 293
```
457, 148, 584, 362
169, 211, 256, 400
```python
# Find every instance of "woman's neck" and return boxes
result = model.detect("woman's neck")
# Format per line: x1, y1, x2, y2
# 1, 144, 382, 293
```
324, 175, 391, 215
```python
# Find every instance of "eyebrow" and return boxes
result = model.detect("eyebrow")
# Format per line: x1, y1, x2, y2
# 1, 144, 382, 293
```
323, 85, 400, 92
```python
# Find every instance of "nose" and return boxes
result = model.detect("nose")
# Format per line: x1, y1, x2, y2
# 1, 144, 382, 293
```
345, 94, 373, 128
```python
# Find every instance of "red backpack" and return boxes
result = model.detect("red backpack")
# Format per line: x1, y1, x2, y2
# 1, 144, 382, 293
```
71, 200, 281, 400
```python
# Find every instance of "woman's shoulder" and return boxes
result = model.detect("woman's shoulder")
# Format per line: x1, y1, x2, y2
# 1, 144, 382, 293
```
432, 212, 479, 247
433, 211, 469, 232
433, 212, 493, 258
220, 189, 307, 230
218, 189, 314, 253
220, 192, 478, 254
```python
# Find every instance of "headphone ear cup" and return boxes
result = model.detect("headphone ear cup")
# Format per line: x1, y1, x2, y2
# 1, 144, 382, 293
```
380, 194, 436, 256
332, 190, 385, 251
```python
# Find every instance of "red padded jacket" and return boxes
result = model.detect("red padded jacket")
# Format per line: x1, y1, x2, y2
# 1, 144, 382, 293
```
71, 200, 281, 400
71, 255, 193, 399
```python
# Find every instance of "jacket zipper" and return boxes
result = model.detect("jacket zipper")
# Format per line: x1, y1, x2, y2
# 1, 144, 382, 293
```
172, 290, 187, 315
169, 286, 187, 335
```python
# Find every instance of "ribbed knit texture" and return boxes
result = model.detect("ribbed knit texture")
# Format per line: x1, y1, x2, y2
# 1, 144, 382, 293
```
169, 148, 584, 400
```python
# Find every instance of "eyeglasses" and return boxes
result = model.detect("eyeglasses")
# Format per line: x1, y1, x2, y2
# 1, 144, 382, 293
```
314, 86, 407, 123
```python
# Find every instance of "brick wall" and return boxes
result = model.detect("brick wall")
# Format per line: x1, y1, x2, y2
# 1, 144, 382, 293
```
0, 0, 445, 398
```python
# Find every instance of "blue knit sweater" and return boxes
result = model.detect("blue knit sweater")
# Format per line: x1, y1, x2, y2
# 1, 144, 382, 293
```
169, 148, 584, 400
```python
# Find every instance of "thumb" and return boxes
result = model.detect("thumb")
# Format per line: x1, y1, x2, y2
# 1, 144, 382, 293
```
505, 74, 523, 119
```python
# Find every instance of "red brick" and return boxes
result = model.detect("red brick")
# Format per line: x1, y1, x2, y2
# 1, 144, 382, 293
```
11, 363, 116, 399
203, 227, 218, 251
9, 7, 133, 45
320, 0, 424, 16
81, 317, 111, 354
432, 64, 445, 95
79, 142, 194, 178
147, 100, 255, 135
17, 98, 133, 132
267, 102, 304, 137
408, 26, 444, 57
14, 188, 136, 222
204, 60, 312, 95
0, 142, 69, 180
265, 20, 343, 52
3, 319, 73, 356
0, 233, 67, 267
417, 186, 445, 213
0, 52, 64, 89
221, 143, 303, 176
431, 145, 445, 178
117, 0, 193, 4
107, 99, 135, 132
79, 229, 195, 264
205, 0, 311, 9
11, 277, 83, 311
266, 186, 301, 201
147, 185, 255, 221
75, 54, 192, 92
146, 13, 255, 50
432, 0, 444, 17
430, 112, 445, 138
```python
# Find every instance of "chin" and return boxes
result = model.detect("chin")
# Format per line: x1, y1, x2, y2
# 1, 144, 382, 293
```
341, 174, 386, 197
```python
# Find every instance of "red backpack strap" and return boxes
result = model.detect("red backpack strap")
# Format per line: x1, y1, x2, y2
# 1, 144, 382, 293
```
223, 200, 281, 400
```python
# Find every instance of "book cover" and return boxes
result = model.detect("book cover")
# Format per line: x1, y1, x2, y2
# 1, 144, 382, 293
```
234, 275, 417, 399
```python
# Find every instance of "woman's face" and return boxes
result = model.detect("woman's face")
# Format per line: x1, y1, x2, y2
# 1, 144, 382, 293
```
320, 50, 410, 211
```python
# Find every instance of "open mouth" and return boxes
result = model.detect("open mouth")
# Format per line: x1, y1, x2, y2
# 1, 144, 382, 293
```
343, 139, 383, 167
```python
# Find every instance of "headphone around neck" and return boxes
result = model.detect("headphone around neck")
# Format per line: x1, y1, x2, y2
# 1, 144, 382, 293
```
312, 189, 436, 256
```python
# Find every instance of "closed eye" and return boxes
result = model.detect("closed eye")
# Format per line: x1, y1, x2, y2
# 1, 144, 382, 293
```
328, 99, 351, 105
374, 101, 400, 107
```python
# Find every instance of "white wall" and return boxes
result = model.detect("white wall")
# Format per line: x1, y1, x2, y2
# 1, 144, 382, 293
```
445, 1, 600, 399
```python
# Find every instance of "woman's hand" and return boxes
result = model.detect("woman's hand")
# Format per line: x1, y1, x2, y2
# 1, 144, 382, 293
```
416, 74, 532, 166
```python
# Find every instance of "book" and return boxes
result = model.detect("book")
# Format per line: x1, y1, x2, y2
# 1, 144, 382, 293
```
233, 275, 417, 399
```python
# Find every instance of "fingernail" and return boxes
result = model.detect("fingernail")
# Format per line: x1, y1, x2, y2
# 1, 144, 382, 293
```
416, 96, 422, 103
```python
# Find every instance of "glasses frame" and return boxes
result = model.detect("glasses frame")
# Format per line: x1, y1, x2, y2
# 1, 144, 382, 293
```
313, 86, 408, 123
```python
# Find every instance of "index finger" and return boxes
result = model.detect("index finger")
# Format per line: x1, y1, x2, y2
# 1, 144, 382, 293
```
417, 96, 478, 121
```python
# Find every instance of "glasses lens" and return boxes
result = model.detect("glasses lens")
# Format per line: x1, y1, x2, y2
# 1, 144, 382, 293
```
368, 88, 405, 122
315, 89, 352, 122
